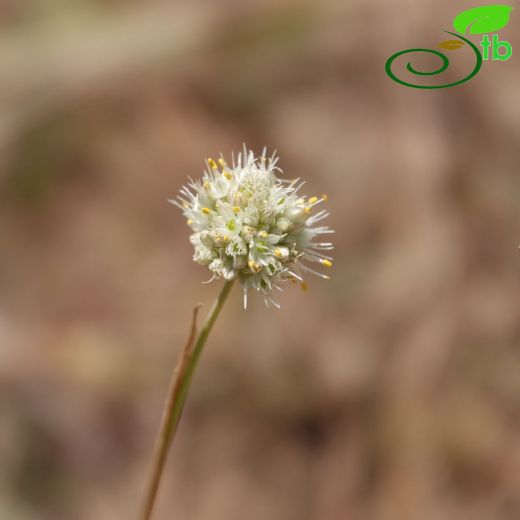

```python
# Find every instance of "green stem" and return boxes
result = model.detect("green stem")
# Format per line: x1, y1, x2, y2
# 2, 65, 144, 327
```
139, 279, 235, 520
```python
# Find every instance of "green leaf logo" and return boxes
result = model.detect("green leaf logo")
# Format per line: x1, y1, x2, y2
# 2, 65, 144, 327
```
453, 5, 513, 35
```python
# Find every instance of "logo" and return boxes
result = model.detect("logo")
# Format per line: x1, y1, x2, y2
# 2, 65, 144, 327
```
385, 5, 513, 89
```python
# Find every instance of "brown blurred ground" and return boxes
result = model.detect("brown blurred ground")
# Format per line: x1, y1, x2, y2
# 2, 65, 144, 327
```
1, 1, 520, 519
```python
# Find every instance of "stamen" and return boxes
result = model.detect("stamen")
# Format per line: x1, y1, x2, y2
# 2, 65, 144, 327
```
202, 207, 211, 215
322, 194, 328, 201
223, 172, 232, 180
308, 196, 318, 204
232, 206, 241, 214
320, 259, 333, 268
306, 210, 330, 225
300, 264, 330, 279
300, 282, 308, 292
218, 158, 227, 168
258, 230, 268, 238
203, 181, 210, 189
168, 198, 183, 209
274, 249, 282, 258
187, 219, 193, 225
304, 206, 312, 214
248, 260, 261, 273
207, 158, 217, 170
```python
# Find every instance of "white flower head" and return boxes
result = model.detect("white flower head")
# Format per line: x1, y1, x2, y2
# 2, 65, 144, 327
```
170, 145, 334, 308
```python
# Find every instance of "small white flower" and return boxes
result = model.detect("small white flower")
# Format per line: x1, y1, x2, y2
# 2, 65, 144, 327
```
170, 146, 334, 308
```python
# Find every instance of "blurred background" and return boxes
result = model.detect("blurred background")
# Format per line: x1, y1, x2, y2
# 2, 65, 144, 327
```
1, 1, 520, 519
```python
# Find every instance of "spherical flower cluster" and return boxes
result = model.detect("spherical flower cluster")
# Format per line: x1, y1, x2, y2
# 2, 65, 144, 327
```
170, 146, 334, 308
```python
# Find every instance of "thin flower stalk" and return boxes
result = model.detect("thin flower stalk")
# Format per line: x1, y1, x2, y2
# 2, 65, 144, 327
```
140, 280, 234, 520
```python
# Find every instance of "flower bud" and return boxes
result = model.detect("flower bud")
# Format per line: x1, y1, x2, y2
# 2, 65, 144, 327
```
240, 225, 256, 244
285, 207, 306, 223
275, 217, 293, 233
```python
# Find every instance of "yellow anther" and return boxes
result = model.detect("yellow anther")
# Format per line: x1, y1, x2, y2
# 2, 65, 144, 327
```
187, 219, 193, 225
322, 194, 328, 201
321, 259, 333, 268
304, 206, 312, 214
202, 207, 211, 215
274, 249, 282, 257
248, 260, 261, 272
182, 201, 189, 208
300, 282, 308, 292
223, 235, 229, 242
207, 158, 217, 170
258, 230, 268, 238
223, 171, 232, 180
218, 158, 226, 168
232, 206, 241, 214
308, 196, 318, 204
203, 181, 210, 189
